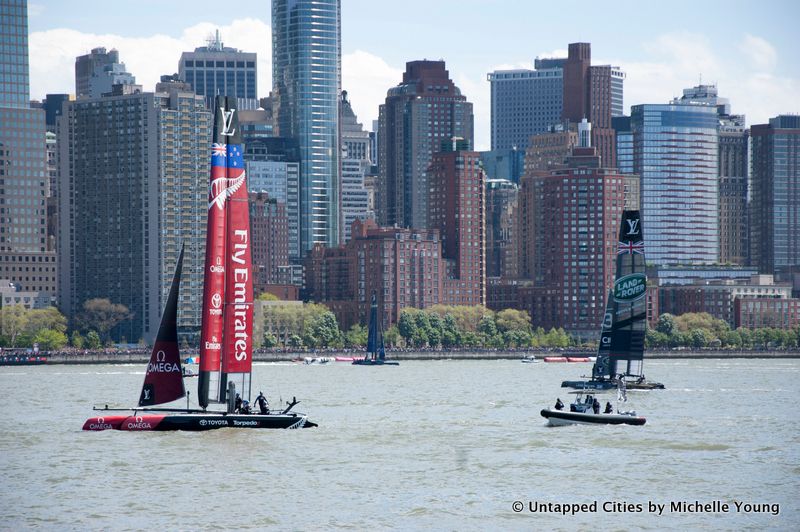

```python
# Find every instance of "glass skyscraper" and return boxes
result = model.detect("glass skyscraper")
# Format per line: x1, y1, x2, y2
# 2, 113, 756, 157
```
0, 0, 57, 297
272, 0, 341, 254
178, 31, 257, 110
750, 115, 800, 274
631, 103, 719, 266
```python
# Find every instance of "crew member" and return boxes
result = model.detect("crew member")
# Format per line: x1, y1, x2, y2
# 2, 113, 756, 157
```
592, 397, 600, 414
255, 391, 270, 414
234, 393, 242, 413
604, 401, 613, 414
554, 398, 564, 411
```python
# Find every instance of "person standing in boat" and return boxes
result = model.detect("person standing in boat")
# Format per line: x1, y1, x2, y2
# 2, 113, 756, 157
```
554, 398, 564, 411
592, 397, 600, 414
234, 393, 242, 413
255, 391, 270, 414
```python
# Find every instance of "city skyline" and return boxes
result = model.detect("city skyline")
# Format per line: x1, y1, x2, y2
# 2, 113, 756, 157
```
27, 0, 799, 151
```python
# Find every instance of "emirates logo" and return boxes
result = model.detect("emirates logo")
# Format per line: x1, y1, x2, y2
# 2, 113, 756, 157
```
208, 172, 246, 210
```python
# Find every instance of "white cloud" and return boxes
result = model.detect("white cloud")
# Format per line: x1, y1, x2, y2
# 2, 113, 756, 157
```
738, 34, 777, 71
342, 50, 402, 130
615, 31, 798, 124
29, 19, 270, 100
28, 2, 44, 17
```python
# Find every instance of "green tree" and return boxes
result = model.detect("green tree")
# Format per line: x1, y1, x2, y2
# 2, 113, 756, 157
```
257, 292, 280, 301
656, 313, 676, 335
303, 311, 342, 348
0, 304, 29, 347
288, 334, 303, 348
74, 299, 132, 342
646, 328, 669, 348
426, 312, 443, 348
344, 324, 368, 348
384, 325, 401, 348
262, 332, 278, 348
85, 330, 102, 349
397, 309, 419, 345
495, 308, 531, 334
441, 314, 460, 348
70, 330, 85, 349
32, 329, 68, 350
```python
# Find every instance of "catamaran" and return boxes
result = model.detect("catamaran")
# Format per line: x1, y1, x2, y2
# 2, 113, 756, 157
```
352, 294, 399, 366
561, 210, 664, 391
83, 96, 315, 431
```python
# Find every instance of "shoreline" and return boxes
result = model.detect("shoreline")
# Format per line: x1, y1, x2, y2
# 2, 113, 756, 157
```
5, 349, 799, 365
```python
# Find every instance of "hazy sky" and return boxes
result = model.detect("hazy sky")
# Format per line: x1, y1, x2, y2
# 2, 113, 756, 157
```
28, 0, 800, 151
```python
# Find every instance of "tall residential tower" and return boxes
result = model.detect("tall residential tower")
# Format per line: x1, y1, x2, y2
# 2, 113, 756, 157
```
272, 0, 341, 254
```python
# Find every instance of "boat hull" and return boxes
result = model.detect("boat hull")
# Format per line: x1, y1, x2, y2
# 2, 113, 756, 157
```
0, 355, 47, 366
560, 379, 665, 390
83, 412, 316, 431
540, 408, 646, 426
352, 359, 399, 366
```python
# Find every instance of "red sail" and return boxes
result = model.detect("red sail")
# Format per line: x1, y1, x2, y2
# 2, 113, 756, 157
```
198, 97, 231, 407
139, 245, 186, 406
220, 96, 253, 399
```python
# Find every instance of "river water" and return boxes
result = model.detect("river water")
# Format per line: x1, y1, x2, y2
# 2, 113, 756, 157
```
1, 358, 798, 531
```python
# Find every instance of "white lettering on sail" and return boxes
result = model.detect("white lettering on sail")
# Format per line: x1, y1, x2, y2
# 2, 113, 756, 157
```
229, 227, 250, 362
147, 361, 181, 373
231, 230, 248, 265
220, 108, 236, 136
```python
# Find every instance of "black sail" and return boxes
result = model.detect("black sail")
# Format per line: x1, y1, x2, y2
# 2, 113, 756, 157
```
591, 290, 614, 380
366, 294, 385, 361
139, 245, 186, 406
608, 210, 647, 379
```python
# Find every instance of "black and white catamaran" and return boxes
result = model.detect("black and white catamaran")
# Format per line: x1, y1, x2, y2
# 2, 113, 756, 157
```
561, 210, 664, 391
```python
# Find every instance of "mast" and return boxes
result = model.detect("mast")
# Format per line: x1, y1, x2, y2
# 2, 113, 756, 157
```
139, 245, 186, 406
219, 96, 253, 401
609, 210, 647, 378
198, 96, 232, 408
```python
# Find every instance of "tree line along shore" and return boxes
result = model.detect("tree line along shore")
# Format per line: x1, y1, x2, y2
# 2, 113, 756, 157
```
2, 299, 799, 354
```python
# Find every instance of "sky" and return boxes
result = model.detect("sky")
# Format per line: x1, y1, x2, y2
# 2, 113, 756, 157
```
27, 0, 800, 151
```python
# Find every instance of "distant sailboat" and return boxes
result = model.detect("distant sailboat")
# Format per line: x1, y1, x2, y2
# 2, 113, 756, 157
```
561, 210, 664, 391
83, 96, 315, 430
353, 294, 399, 366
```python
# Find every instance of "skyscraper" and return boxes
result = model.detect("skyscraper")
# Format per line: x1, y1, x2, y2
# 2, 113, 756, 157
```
0, 0, 57, 296
488, 43, 624, 160
428, 143, 486, 307
631, 102, 719, 266
561, 43, 623, 168
678, 84, 749, 266
487, 60, 564, 152
339, 91, 371, 242
178, 31, 258, 109
485, 179, 518, 279
59, 81, 211, 343
750, 115, 800, 274
378, 60, 473, 230
272, 0, 341, 254
517, 128, 638, 335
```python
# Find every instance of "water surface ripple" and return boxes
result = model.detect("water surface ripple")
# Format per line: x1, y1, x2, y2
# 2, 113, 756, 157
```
1, 358, 798, 530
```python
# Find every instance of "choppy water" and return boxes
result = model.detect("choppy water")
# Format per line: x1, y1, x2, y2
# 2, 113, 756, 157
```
1, 358, 798, 531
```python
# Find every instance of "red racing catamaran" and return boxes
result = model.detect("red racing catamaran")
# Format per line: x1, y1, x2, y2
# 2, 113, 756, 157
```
83, 96, 315, 431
